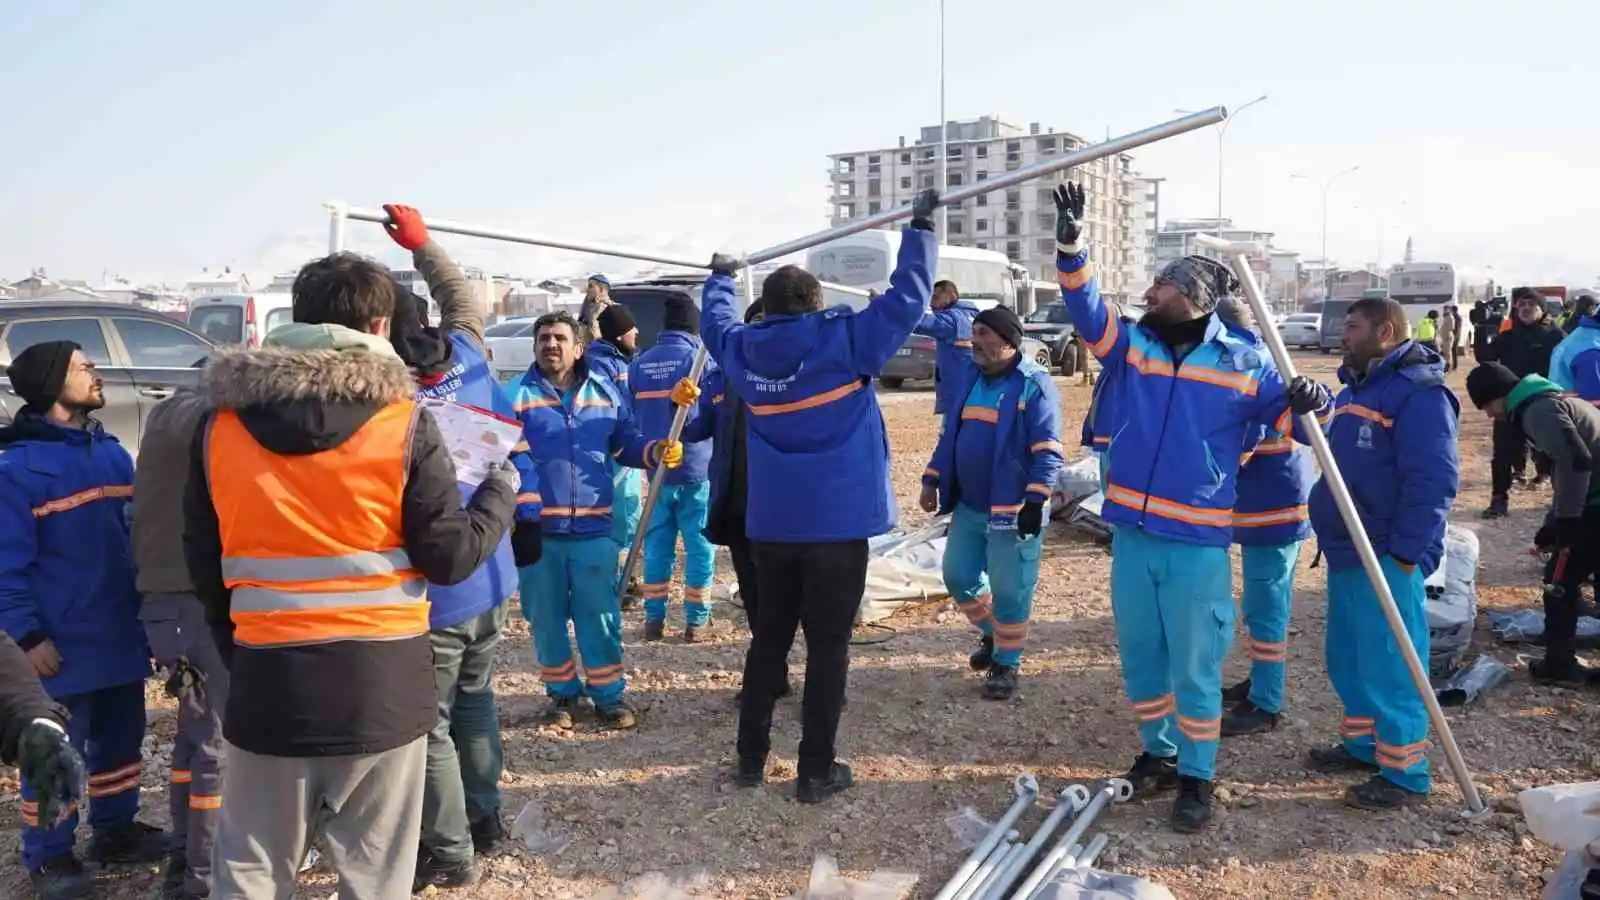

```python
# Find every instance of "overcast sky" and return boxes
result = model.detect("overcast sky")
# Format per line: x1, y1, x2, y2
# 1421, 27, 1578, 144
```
1, 0, 1592, 288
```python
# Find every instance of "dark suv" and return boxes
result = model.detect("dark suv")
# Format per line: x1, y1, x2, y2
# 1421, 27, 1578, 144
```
609, 276, 706, 349
0, 301, 214, 455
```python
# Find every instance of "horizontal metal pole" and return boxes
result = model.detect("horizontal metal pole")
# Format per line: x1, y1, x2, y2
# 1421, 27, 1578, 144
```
334, 205, 872, 298
747, 106, 1228, 265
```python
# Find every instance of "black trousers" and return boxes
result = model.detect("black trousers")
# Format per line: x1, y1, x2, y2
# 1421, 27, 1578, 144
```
1491, 419, 1552, 496
1541, 510, 1600, 667
737, 539, 867, 780
726, 530, 761, 629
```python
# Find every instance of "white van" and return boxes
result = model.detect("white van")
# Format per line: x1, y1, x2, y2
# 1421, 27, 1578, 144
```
187, 293, 294, 347
805, 230, 1018, 312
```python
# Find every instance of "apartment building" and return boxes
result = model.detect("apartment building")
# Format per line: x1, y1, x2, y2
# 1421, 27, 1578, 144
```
1151, 218, 1307, 308
827, 117, 1151, 302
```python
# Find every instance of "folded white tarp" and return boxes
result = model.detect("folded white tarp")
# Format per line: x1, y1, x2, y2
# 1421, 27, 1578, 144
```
1424, 525, 1481, 677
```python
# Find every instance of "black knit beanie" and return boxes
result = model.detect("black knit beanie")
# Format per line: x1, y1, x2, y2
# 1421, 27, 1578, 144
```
598, 304, 637, 342
663, 294, 697, 335
6, 340, 79, 410
974, 306, 1024, 349
1465, 363, 1522, 408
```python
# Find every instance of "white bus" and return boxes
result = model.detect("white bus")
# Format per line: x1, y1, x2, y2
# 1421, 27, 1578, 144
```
805, 229, 1019, 313
1388, 262, 1471, 343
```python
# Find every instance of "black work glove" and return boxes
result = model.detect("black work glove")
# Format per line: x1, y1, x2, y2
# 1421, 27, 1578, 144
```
511, 522, 543, 568
16, 721, 82, 827
1052, 182, 1085, 248
709, 253, 743, 277
910, 189, 941, 231
1285, 376, 1331, 416
1017, 501, 1044, 538
1554, 517, 1583, 550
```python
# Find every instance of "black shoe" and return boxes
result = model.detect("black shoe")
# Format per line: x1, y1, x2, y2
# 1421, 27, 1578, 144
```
1345, 774, 1427, 811
1304, 744, 1380, 773
969, 635, 995, 671
470, 813, 506, 857
28, 854, 94, 900
1170, 776, 1214, 834
1528, 474, 1549, 490
643, 620, 665, 642
1220, 700, 1280, 737
85, 820, 168, 865
1481, 495, 1509, 519
982, 664, 1019, 700
1123, 752, 1180, 798
683, 624, 703, 644
735, 756, 766, 788
621, 579, 644, 611
596, 702, 637, 731
797, 762, 854, 804
413, 851, 479, 893
161, 852, 187, 899
1529, 657, 1596, 687
1221, 678, 1252, 705
540, 697, 579, 730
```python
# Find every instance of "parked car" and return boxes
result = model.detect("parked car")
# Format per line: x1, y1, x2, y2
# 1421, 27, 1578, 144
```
186, 292, 294, 347
1, 301, 214, 456
490, 277, 709, 383
1021, 302, 1081, 377
1276, 312, 1321, 349
1319, 298, 1355, 353
879, 330, 1054, 389
485, 318, 539, 382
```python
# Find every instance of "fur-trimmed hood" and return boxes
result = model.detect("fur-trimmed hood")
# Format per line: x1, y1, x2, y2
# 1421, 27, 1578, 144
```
204, 341, 413, 409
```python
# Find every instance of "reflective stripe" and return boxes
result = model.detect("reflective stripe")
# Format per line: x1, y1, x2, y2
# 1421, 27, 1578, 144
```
1233, 505, 1308, 528
189, 794, 222, 811
1057, 264, 1094, 291
1126, 346, 1258, 395
232, 602, 430, 648
32, 484, 132, 519
1030, 439, 1064, 454
1105, 484, 1232, 527
955, 592, 994, 625
635, 389, 673, 400
231, 580, 425, 614
923, 466, 940, 479
540, 505, 613, 517
747, 379, 864, 416
1336, 403, 1393, 428
1130, 694, 1175, 722
221, 548, 412, 583
954, 339, 973, 348
961, 406, 1000, 424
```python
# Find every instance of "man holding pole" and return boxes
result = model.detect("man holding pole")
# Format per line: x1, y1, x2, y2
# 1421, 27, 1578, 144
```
1051, 182, 1331, 832
590, 305, 646, 608
700, 188, 940, 803
508, 311, 685, 732
1304, 297, 1458, 811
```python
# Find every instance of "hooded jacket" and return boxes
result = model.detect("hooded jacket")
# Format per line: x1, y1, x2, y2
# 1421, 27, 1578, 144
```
1308, 340, 1459, 575
923, 356, 1065, 522
1055, 249, 1329, 548
132, 384, 211, 596
1483, 314, 1566, 378
629, 331, 714, 486
700, 226, 937, 543
586, 338, 633, 393
506, 359, 654, 538
182, 323, 516, 757
0, 410, 150, 698
912, 300, 980, 415
1550, 315, 1600, 404
1507, 374, 1600, 518
1233, 422, 1315, 547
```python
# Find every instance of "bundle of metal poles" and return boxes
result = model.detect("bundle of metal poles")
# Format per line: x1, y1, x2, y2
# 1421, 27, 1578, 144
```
327, 106, 1229, 604
932, 775, 1133, 900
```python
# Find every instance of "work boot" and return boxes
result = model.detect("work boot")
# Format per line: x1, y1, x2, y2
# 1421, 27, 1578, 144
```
1345, 774, 1427, 811
540, 697, 579, 730
596, 701, 637, 731
160, 851, 187, 899
85, 820, 168, 864
1123, 752, 1180, 798
1528, 657, 1598, 687
969, 634, 995, 671
413, 851, 480, 893
1170, 776, 1214, 834
470, 813, 506, 856
683, 624, 703, 644
1481, 495, 1509, 519
1304, 744, 1379, 773
1221, 677, 1252, 705
982, 664, 1019, 700
642, 619, 666, 642
797, 762, 854, 804
1220, 700, 1280, 737
28, 854, 94, 900
735, 756, 766, 788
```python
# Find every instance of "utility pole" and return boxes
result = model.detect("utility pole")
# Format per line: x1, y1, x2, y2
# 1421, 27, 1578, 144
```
935, 0, 948, 235
1292, 165, 1361, 304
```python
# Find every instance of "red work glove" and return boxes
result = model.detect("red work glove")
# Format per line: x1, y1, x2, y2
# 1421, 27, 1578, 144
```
382, 204, 429, 251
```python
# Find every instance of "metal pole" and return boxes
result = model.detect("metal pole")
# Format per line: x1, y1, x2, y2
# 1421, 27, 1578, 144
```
1012, 780, 1129, 900
1077, 834, 1111, 869
932, 774, 1040, 900
749, 108, 1226, 265
326, 202, 348, 253
983, 783, 1091, 898
936, 0, 948, 236
1192, 233, 1486, 817
966, 841, 1028, 900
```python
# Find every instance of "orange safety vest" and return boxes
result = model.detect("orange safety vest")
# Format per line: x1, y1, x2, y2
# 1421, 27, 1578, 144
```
205, 401, 429, 649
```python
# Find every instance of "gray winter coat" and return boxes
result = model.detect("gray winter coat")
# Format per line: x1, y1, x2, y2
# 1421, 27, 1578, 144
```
1511, 375, 1600, 519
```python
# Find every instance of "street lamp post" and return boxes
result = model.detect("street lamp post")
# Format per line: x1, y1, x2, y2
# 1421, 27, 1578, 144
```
1292, 165, 1361, 304
936, 0, 948, 235
1178, 94, 1267, 235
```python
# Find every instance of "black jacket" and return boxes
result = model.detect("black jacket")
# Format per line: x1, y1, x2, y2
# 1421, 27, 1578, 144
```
1483, 317, 1566, 377
0, 633, 67, 766
182, 339, 515, 757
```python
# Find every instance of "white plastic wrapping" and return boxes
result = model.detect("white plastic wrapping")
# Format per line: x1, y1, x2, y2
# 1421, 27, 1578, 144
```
782, 856, 918, 900
1033, 867, 1177, 900
1521, 782, 1600, 851
1424, 525, 1481, 677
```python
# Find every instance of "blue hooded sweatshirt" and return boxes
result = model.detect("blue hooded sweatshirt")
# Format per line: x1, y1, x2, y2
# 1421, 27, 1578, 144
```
913, 300, 980, 415
628, 331, 714, 485
1550, 315, 1600, 404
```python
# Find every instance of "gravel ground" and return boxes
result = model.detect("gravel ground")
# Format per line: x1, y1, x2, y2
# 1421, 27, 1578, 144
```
0, 351, 1587, 899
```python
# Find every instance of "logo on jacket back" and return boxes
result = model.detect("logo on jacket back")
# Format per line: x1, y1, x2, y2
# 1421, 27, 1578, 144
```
417, 361, 468, 401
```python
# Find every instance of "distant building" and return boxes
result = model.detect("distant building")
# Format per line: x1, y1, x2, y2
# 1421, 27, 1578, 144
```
1152, 219, 1302, 307
184, 267, 250, 298
827, 116, 1152, 303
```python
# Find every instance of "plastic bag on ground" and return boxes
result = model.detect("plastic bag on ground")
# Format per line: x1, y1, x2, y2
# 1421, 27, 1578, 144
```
587, 871, 712, 900
1488, 609, 1600, 644
855, 517, 950, 624
945, 806, 995, 852
1434, 654, 1513, 706
1522, 782, 1600, 851
782, 855, 917, 900
1424, 525, 1480, 677
1034, 866, 1177, 900
512, 800, 572, 855
1052, 455, 1102, 516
